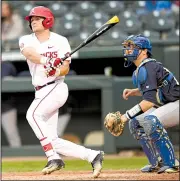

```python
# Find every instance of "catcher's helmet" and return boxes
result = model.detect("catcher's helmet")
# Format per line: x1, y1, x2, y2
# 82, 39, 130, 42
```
122, 34, 152, 67
25, 6, 54, 29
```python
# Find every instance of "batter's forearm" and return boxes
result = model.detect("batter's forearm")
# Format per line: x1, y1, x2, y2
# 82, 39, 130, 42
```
22, 47, 47, 64
57, 60, 70, 76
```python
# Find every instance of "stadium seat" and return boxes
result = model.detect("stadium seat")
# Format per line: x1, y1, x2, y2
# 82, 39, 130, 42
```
54, 20, 80, 37
142, 30, 160, 41
20, 3, 34, 17
82, 20, 105, 34
96, 27, 128, 46
33, 1, 53, 6
116, 15, 142, 35
48, 2, 68, 17
146, 17, 176, 33
100, 1, 125, 16
166, 28, 179, 41
131, 1, 148, 16
61, 1, 77, 5
73, 1, 97, 17
119, 9, 139, 20
58, 12, 81, 24
141, 10, 175, 29
69, 29, 97, 48
82, 11, 110, 29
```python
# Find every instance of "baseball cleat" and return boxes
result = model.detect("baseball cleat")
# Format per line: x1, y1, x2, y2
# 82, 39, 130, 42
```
141, 159, 163, 173
157, 165, 179, 174
91, 151, 104, 178
157, 158, 180, 174
42, 159, 65, 175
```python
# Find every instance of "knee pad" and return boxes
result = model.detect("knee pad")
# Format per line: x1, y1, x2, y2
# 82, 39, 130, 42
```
129, 118, 148, 140
129, 118, 159, 167
129, 118, 140, 139
143, 115, 165, 141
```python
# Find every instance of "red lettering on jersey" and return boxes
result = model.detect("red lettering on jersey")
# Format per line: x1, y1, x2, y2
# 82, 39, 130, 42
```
40, 51, 58, 58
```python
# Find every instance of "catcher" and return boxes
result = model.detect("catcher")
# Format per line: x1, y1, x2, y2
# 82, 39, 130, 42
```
104, 35, 179, 174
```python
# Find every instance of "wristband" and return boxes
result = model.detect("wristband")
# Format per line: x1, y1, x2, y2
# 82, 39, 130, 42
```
125, 104, 143, 120
40, 56, 48, 64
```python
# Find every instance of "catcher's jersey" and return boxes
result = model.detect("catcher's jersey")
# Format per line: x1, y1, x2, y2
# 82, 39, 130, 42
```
19, 32, 71, 86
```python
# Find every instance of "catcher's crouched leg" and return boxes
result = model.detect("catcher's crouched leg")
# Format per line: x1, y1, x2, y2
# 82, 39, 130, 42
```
129, 118, 160, 172
141, 115, 178, 174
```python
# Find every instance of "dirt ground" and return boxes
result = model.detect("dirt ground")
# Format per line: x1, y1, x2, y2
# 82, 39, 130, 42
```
2, 155, 179, 180
2, 170, 179, 180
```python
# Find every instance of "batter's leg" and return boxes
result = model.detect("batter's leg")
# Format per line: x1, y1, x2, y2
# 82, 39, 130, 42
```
26, 83, 69, 174
52, 137, 104, 178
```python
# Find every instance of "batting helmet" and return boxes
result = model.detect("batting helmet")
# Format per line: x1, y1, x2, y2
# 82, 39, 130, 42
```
25, 6, 54, 29
122, 34, 152, 67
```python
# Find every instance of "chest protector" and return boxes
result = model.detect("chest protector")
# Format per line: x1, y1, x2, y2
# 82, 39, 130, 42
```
132, 58, 156, 91
132, 58, 174, 106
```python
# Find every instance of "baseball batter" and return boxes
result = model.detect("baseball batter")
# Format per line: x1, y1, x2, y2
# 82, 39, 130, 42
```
104, 34, 179, 174
18, 6, 104, 178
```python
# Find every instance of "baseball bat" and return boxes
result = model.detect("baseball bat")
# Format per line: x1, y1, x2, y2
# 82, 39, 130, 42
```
61, 15, 120, 61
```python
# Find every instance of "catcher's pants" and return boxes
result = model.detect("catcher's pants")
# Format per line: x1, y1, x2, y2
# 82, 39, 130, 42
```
136, 100, 179, 128
26, 81, 99, 162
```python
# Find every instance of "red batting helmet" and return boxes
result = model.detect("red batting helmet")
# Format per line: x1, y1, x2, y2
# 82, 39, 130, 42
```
25, 6, 54, 29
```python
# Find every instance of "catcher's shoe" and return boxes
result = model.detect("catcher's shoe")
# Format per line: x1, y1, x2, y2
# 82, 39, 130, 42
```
157, 158, 180, 174
42, 159, 65, 175
141, 164, 160, 172
157, 166, 179, 174
141, 158, 163, 173
91, 151, 104, 178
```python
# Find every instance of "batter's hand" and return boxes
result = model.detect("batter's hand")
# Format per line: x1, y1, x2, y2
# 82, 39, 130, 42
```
45, 58, 62, 69
44, 58, 62, 77
45, 66, 60, 77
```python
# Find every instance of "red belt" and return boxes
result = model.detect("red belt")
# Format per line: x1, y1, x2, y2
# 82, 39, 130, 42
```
35, 81, 56, 91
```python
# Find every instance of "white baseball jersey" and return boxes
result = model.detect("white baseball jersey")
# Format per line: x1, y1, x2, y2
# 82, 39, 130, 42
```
19, 32, 71, 86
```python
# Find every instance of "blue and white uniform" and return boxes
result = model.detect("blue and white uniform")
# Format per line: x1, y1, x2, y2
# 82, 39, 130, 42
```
122, 34, 179, 173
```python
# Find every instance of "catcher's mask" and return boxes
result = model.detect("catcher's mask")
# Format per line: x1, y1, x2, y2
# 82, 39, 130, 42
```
122, 34, 152, 67
25, 6, 54, 30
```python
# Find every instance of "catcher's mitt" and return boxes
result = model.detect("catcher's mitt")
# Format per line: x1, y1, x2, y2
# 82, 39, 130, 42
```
104, 111, 125, 136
